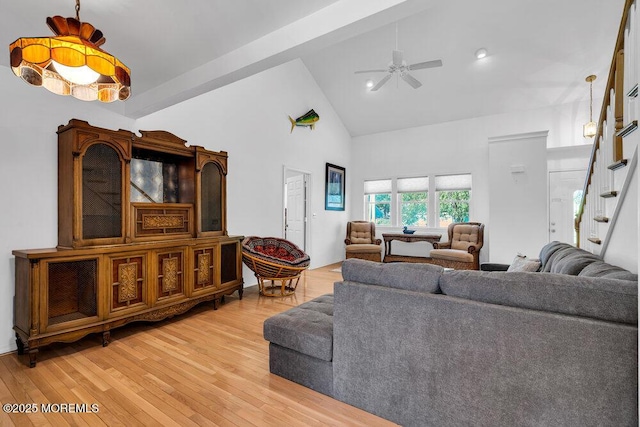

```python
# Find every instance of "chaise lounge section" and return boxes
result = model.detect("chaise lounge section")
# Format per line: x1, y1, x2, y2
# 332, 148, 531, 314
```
263, 242, 638, 426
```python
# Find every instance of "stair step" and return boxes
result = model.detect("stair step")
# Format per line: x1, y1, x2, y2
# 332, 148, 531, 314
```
608, 159, 628, 170
616, 120, 638, 138
600, 190, 618, 198
588, 237, 602, 245
594, 216, 609, 223
628, 83, 638, 98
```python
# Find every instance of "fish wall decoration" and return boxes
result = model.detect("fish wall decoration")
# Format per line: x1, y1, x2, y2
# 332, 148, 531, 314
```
289, 109, 319, 133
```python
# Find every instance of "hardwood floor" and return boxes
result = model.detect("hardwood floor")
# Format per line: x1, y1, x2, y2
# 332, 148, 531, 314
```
0, 264, 397, 426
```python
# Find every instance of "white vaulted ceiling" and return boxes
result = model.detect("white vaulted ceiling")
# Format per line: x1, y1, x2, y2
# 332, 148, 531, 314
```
0, 0, 625, 136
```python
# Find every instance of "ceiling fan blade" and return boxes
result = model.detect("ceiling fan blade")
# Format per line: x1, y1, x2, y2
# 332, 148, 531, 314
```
401, 72, 422, 89
354, 69, 388, 74
371, 73, 392, 91
408, 59, 443, 71
392, 50, 403, 67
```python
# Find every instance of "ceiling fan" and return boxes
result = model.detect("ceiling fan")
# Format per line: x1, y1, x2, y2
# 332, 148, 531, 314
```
355, 24, 442, 91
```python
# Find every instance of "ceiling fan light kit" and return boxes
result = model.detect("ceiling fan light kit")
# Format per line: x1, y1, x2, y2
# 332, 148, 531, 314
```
8, 0, 131, 102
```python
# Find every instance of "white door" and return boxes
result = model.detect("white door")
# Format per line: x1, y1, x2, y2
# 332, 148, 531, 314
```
285, 174, 306, 250
549, 170, 586, 244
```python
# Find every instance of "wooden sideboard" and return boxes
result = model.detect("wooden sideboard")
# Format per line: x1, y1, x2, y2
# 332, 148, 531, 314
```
382, 233, 442, 263
13, 120, 243, 367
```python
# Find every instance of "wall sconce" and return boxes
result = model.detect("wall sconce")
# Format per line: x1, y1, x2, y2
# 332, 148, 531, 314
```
583, 75, 597, 138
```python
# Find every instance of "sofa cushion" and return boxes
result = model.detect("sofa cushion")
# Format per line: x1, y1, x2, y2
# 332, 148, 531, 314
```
549, 250, 600, 275
429, 249, 474, 262
341, 258, 443, 293
345, 244, 381, 254
451, 224, 481, 251
263, 294, 334, 361
440, 270, 638, 324
579, 260, 639, 281
538, 241, 574, 272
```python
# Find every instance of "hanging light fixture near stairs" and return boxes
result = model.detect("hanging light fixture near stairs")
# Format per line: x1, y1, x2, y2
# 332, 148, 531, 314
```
9, 0, 131, 102
583, 75, 597, 138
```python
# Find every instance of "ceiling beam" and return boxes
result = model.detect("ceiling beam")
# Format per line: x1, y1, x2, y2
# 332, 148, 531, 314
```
122, 0, 436, 119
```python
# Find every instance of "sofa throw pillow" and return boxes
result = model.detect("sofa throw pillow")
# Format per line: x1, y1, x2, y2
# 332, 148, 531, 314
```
507, 254, 541, 272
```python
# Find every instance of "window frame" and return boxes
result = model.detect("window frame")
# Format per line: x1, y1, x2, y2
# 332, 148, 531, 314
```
363, 174, 472, 229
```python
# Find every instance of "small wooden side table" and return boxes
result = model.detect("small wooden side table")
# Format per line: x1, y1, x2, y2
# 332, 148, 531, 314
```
382, 233, 442, 263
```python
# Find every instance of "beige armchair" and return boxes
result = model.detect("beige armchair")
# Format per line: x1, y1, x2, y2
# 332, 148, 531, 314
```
429, 222, 484, 270
344, 221, 382, 262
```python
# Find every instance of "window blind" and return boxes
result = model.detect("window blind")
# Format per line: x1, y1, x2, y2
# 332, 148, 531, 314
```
364, 179, 392, 194
397, 177, 429, 193
435, 174, 472, 191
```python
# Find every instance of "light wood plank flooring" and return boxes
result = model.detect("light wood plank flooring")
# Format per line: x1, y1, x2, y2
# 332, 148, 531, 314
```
0, 263, 397, 426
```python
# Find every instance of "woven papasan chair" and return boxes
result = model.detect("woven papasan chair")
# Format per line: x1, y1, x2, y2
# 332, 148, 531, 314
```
242, 236, 311, 296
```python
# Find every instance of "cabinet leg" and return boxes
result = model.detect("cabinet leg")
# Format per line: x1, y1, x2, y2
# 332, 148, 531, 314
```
102, 331, 111, 347
28, 349, 38, 368
15, 333, 25, 355
238, 288, 244, 300
213, 298, 220, 310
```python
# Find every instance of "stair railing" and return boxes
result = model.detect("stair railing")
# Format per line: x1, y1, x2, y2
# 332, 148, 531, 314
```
575, 0, 638, 249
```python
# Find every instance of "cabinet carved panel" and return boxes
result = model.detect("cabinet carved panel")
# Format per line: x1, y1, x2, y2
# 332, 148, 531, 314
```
14, 120, 243, 367
157, 250, 184, 299
111, 255, 146, 310
193, 246, 216, 291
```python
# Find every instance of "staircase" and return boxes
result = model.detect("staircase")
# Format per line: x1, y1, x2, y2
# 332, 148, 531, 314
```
575, 0, 639, 267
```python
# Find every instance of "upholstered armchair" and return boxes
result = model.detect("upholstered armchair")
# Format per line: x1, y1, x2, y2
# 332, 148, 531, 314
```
344, 221, 382, 262
429, 222, 484, 270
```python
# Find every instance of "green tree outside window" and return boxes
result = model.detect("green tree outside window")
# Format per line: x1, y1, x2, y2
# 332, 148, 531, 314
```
438, 190, 470, 226
401, 192, 427, 226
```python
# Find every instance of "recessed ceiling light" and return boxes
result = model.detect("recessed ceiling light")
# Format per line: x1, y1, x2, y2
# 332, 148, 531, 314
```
365, 79, 374, 89
475, 48, 488, 59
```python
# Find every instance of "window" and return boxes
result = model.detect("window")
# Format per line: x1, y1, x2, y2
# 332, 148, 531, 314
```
364, 179, 392, 225
436, 174, 472, 227
397, 177, 428, 227
364, 174, 472, 228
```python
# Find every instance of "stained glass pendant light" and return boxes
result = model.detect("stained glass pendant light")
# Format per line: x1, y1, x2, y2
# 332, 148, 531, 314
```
9, 0, 130, 102
583, 75, 597, 138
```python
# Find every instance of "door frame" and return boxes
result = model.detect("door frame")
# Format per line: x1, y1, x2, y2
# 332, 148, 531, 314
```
283, 166, 311, 253
548, 168, 587, 245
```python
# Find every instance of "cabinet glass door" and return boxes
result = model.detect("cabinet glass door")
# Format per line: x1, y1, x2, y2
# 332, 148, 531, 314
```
200, 162, 222, 232
82, 143, 122, 239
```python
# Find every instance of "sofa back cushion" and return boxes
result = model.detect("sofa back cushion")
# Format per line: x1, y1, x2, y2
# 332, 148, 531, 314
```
349, 222, 374, 244
538, 241, 574, 272
549, 249, 600, 275
341, 259, 443, 293
579, 261, 639, 281
451, 224, 481, 251
440, 270, 638, 324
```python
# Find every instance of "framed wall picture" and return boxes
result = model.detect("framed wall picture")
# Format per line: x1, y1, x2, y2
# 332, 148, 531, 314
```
325, 163, 345, 211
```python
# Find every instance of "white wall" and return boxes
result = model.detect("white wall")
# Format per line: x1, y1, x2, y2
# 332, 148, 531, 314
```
488, 132, 548, 263
135, 59, 352, 281
350, 101, 596, 263
0, 68, 135, 354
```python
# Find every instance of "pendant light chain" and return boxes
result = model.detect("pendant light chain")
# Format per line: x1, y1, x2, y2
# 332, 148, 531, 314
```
589, 78, 593, 121
75, 0, 81, 21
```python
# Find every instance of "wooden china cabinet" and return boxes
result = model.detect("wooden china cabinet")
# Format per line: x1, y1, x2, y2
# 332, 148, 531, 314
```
13, 119, 243, 367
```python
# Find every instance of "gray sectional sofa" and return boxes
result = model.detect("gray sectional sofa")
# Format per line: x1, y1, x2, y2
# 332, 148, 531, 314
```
263, 242, 638, 426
